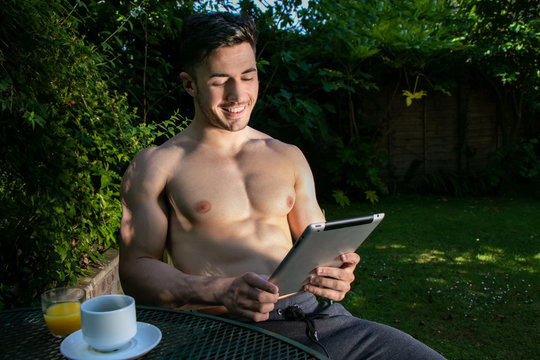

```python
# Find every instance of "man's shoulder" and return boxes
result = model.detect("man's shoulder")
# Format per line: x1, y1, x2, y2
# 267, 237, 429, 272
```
124, 136, 189, 179
129, 146, 172, 170
133, 134, 192, 161
248, 127, 301, 154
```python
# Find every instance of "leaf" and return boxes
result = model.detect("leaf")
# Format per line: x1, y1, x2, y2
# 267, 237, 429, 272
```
322, 79, 338, 92
280, 89, 292, 101
402, 90, 428, 106
0, 79, 10, 91
256, 59, 270, 73
332, 189, 351, 208
365, 190, 379, 204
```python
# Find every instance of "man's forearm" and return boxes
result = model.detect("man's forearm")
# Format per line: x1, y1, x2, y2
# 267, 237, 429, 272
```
119, 257, 232, 309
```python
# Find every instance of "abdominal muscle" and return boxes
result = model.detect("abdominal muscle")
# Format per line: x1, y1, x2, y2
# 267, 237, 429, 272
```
166, 214, 293, 278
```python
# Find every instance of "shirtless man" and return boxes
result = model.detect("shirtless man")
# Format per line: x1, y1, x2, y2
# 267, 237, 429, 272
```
120, 12, 445, 359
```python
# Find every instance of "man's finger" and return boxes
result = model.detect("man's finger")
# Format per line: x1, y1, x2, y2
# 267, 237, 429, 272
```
304, 283, 346, 302
309, 275, 351, 292
315, 266, 354, 282
244, 273, 279, 294
340, 253, 360, 266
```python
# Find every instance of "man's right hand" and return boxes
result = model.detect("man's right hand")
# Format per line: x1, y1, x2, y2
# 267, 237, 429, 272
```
221, 273, 279, 322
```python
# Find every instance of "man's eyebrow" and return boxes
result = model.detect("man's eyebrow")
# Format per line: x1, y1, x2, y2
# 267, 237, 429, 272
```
242, 67, 257, 75
209, 68, 257, 78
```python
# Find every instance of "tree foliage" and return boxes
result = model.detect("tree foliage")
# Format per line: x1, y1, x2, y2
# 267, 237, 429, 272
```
0, 0, 538, 307
248, 0, 470, 204
71, 0, 193, 124
459, 0, 540, 144
0, 0, 171, 308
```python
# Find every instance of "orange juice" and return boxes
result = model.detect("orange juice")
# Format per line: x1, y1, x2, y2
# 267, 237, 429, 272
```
44, 302, 81, 337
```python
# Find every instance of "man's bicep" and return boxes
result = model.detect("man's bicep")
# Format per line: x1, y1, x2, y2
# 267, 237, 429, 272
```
119, 153, 169, 261
120, 199, 168, 260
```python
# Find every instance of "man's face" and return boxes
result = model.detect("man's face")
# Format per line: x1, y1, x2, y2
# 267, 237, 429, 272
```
190, 42, 259, 132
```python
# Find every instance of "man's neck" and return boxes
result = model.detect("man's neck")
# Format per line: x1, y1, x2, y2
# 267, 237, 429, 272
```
183, 119, 252, 154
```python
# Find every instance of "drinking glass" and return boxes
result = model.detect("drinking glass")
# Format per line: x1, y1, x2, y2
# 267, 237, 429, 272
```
41, 287, 86, 338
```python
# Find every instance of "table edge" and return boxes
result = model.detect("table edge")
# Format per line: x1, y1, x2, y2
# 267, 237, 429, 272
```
137, 305, 329, 359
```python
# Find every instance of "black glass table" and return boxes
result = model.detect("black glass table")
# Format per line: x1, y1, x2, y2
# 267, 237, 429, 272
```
0, 306, 328, 359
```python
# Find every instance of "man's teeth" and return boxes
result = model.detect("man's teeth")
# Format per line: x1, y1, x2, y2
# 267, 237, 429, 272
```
226, 107, 244, 113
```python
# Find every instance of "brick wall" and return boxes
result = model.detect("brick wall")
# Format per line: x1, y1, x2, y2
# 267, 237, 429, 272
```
76, 248, 123, 299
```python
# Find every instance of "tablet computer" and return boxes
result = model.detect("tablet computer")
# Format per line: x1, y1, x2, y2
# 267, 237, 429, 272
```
269, 213, 385, 297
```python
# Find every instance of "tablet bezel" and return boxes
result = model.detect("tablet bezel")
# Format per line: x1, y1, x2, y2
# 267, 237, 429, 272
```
269, 213, 385, 297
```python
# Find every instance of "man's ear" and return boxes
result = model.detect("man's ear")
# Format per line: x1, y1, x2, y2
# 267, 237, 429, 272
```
180, 72, 196, 97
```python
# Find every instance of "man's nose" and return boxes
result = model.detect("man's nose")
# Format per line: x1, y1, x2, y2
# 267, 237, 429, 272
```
225, 80, 244, 102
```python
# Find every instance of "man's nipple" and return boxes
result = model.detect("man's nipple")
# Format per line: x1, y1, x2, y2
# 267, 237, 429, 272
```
195, 200, 212, 214
287, 195, 294, 208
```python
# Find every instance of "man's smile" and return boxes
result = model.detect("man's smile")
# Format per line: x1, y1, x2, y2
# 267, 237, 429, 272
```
222, 105, 247, 115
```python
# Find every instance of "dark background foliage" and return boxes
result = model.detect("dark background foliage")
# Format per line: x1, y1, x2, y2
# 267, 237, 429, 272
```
0, 0, 538, 308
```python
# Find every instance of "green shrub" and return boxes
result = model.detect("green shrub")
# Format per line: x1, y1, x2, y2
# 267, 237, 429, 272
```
0, 1, 167, 308
493, 138, 540, 196
415, 138, 540, 197
417, 170, 501, 197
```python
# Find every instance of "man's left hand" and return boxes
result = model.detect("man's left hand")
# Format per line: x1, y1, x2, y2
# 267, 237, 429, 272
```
303, 253, 360, 301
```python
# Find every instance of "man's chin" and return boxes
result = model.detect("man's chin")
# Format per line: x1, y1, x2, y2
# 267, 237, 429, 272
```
221, 117, 250, 132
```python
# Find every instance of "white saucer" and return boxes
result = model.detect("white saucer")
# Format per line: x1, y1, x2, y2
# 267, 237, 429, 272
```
60, 322, 162, 360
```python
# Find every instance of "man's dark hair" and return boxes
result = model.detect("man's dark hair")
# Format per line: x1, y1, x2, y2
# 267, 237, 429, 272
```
180, 12, 258, 74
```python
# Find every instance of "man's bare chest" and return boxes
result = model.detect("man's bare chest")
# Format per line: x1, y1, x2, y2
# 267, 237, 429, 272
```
166, 149, 296, 223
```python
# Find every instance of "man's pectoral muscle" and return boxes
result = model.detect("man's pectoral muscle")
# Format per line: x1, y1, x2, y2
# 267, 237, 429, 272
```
163, 137, 299, 278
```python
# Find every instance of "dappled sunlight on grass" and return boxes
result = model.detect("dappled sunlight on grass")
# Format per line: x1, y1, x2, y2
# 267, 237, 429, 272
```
326, 195, 540, 359
415, 250, 447, 264
476, 253, 496, 262
374, 244, 406, 250
453, 256, 472, 264
511, 264, 536, 273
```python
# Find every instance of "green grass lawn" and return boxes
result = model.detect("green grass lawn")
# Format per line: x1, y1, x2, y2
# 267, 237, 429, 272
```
321, 194, 539, 360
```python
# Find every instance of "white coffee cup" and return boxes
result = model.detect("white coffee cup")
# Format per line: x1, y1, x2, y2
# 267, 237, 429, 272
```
80, 294, 137, 352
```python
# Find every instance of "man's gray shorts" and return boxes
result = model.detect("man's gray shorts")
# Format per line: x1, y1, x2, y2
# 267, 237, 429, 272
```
224, 292, 446, 360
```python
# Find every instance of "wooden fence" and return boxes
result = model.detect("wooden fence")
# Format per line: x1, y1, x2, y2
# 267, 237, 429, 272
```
364, 83, 502, 185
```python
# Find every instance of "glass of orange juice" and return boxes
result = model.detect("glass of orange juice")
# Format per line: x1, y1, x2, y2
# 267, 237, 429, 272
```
41, 287, 86, 338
